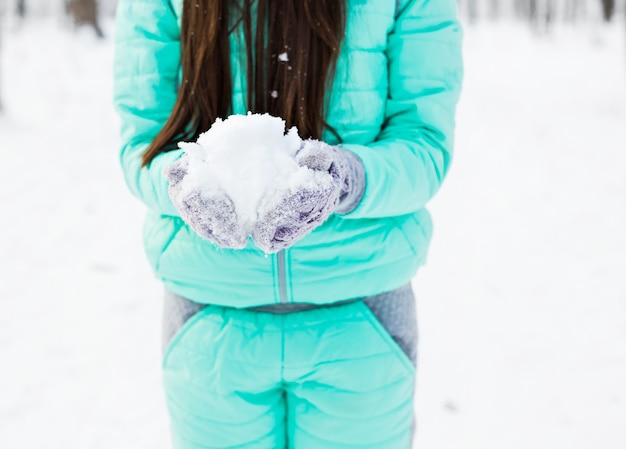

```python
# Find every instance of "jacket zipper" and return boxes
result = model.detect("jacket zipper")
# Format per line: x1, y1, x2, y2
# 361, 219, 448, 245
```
277, 250, 288, 303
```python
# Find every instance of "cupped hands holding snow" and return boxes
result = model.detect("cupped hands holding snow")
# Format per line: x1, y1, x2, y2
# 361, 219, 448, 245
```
172, 113, 335, 249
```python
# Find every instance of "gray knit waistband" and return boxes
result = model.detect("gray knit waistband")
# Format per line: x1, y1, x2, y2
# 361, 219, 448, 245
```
248, 298, 359, 314
162, 283, 417, 364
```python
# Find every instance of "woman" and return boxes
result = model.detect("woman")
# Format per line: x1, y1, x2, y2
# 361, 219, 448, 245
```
113, 0, 463, 448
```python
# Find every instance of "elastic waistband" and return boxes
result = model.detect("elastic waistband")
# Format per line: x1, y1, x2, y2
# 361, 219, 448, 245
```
247, 298, 359, 314
245, 283, 412, 314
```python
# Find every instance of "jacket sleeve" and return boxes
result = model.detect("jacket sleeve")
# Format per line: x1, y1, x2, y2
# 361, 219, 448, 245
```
340, 0, 463, 219
113, 0, 184, 216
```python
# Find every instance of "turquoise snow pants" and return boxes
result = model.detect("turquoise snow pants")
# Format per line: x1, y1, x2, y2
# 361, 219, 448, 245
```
161, 290, 416, 449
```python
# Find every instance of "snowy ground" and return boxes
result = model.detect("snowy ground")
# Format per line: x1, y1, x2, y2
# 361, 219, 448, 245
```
1, 17, 625, 449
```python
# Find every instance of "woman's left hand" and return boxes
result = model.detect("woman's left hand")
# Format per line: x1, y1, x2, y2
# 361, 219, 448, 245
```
251, 140, 364, 254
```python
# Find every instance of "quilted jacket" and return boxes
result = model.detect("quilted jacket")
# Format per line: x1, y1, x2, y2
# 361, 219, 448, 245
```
113, 0, 463, 306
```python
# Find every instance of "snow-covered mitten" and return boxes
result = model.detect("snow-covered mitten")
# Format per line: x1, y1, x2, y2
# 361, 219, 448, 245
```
295, 139, 365, 215
252, 184, 339, 254
251, 140, 365, 254
165, 155, 249, 249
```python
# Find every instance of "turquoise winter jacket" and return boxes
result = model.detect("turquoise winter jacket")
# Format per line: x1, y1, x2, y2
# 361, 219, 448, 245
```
113, 0, 463, 307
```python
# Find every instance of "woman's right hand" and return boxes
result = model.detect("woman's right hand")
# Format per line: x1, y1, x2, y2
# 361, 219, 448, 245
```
165, 155, 249, 249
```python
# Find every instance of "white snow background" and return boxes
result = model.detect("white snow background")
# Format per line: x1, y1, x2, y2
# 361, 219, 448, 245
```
0, 16, 625, 449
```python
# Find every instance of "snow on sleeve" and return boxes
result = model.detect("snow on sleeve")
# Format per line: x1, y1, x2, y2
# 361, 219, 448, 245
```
178, 113, 333, 235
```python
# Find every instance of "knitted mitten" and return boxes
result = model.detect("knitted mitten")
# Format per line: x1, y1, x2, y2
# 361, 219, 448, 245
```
165, 155, 249, 249
252, 140, 365, 253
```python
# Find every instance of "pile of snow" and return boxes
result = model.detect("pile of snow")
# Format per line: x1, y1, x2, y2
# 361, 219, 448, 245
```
177, 113, 333, 232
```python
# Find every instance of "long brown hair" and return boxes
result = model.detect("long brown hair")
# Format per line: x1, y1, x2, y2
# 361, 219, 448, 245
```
142, 0, 346, 166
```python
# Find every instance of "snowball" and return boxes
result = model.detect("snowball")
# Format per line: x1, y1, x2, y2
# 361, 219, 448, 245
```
178, 113, 333, 235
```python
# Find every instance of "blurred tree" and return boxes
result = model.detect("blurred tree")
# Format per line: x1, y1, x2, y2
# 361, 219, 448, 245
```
530, 0, 537, 21
514, 0, 526, 19
16, 0, 26, 18
600, 0, 615, 21
466, 0, 479, 23
539, 0, 552, 28
489, 0, 501, 20
0, 13, 2, 113
68, 0, 103, 38
563, 0, 585, 23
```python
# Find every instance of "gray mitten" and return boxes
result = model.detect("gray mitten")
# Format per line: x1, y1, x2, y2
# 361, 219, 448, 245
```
252, 140, 365, 254
252, 184, 340, 254
295, 139, 365, 214
165, 155, 248, 249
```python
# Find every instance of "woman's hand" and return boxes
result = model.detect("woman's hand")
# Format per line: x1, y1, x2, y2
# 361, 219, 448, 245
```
252, 140, 364, 254
165, 155, 249, 249
252, 183, 340, 254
